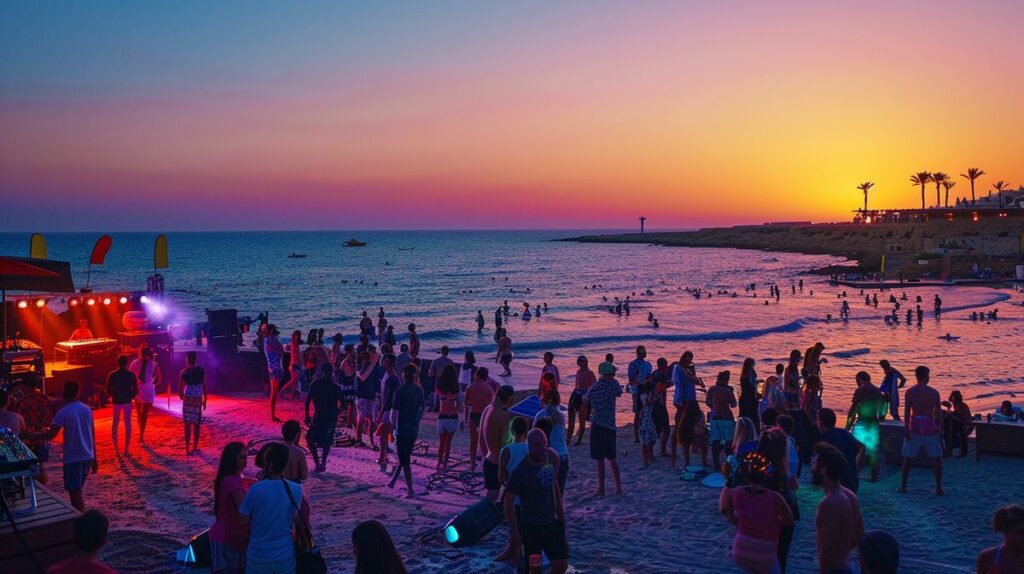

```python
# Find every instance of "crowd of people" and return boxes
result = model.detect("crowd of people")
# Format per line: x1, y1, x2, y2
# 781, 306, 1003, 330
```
5, 300, 1024, 573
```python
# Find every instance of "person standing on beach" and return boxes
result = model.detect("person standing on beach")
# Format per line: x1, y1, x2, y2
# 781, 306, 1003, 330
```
535, 390, 570, 491
813, 443, 864, 574
45, 510, 117, 574
27, 381, 96, 512
898, 366, 944, 495
305, 363, 341, 472
264, 325, 285, 422
816, 408, 864, 493
719, 452, 794, 574
628, 346, 653, 444
504, 428, 567, 574
238, 443, 303, 574
584, 361, 623, 496
105, 354, 138, 455
407, 323, 420, 358
377, 354, 401, 472
706, 370, 738, 472
878, 360, 906, 421
388, 365, 425, 498
539, 352, 561, 394
481, 385, 515, 501
279, 330, 302, 401
476, 311, 485, 333
428, 345, 455, 411
496, 329, 513, 377
179, 351, 207, 456
568, 355, 596, 445
209, 442, 250, 573
845, 371, 884, 482
434, 365, 461, 471
354, 351, 381, 450
494, 417, 531, 563
395, 344, 413, 380
739, 358, 760, 430
651, 357, 672, 457
672, 351, 705, 469
129, 346, 160, 444
360, 311, 374, 337
465, 366, 496, 474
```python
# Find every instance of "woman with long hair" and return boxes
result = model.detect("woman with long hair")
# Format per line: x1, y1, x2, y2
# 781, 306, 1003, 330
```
353, 520, 407, 574
568, 355, 596, 445
536, 389, 570, 491
435, 364, 461, 471
178, 351, 207, 455
759, 428, 800, 573
977, 505, 1024, 574
720, 451, 794, 574
210, 442, 249, 573
732, 416, 759, 460
739, 358, 760, 430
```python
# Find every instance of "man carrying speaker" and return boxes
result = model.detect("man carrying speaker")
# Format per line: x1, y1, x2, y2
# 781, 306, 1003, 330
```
504, 428, 568, 574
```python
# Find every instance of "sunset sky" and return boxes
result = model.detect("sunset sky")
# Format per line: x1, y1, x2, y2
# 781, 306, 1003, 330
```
2, 1, 1022, 231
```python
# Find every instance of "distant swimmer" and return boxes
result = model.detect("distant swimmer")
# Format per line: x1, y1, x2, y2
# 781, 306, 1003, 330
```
522, 303, 532, 320
940, 333, 959, 341
652, 319, 659, 328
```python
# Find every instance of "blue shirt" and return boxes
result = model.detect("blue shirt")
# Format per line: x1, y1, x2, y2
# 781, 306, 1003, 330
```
627, 358, 653, 395
584, 377, 623, 430
239, 479, 302, 562
671, 364, 697, 404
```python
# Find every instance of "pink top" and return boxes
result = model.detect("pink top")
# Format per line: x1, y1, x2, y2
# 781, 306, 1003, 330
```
732, 486, 781, 542
210, 475, 250, 550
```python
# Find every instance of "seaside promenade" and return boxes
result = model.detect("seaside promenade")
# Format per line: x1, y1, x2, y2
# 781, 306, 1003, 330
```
29, 378, 1023, 573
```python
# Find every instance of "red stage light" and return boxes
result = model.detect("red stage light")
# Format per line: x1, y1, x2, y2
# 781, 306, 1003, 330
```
87, 298, 96, 306
69, 298, 80, 307
119, 296, 128, 304
17, 300, 28, 309
35, 299, 46, 308
103, 297, 112, 305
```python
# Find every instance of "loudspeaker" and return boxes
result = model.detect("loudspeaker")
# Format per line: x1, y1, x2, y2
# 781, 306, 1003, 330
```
443, 499, 501, 547
206, 309, 238, 338
207, 336, 237, 357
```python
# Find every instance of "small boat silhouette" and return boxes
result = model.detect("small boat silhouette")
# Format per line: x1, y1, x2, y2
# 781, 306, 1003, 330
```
287, 253, 307, 258
397, 247, 414, 251
343, 239, 367, 247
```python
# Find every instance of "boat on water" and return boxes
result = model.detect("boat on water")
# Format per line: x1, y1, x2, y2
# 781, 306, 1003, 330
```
398, 247, 414, 251
343, 238, 367, 247
287, 253, 307, 258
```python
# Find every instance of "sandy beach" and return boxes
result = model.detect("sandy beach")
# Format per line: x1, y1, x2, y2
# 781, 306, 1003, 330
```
29, 380, 1022, 574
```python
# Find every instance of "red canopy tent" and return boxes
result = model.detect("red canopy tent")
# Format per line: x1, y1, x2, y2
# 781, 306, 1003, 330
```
1, 256, 76, 361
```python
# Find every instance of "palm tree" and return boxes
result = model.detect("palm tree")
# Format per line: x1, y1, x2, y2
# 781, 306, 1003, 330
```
992, 180, 1012, 209
931, 172, 948, 207
910, 172, 932, 211
960, 167, 985, 206
942, 180, 956, 207
857, 181, 874, 216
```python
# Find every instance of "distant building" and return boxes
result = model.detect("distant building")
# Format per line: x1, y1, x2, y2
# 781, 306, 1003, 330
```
853, 187, 1024, 224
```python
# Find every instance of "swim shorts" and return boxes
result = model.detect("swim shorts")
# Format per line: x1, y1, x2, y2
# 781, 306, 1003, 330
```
469, 412, 483, 427
356, 398, 379, 421
437, 415, 458, 434
521, 519, 568, 561
590, 424, 617, 460
483, 459, 500, 491
902, 433, 942, 458
709, 418, 736, 443
63, 460, 92, 492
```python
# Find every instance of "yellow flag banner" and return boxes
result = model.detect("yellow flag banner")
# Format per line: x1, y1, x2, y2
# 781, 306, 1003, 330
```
29, 233, 47, 259
154, 234, 169, 269
880, 254, 886, 274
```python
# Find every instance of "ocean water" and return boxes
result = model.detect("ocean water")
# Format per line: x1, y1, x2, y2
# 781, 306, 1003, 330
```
2, 230, 1022, 413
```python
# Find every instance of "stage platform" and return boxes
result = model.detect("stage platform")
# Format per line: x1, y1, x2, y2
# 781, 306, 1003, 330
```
1, 481, 80, 572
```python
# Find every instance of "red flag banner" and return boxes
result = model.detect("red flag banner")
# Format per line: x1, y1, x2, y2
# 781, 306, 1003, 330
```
90, 235, 113, 265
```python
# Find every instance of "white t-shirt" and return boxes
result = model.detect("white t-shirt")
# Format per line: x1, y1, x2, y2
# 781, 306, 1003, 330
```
239, 479, 302, 562
53, 401, 94, 464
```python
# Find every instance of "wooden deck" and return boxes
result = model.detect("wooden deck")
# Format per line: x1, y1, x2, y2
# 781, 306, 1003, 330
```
1, 481, 80, 572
